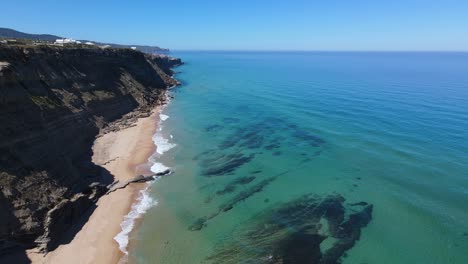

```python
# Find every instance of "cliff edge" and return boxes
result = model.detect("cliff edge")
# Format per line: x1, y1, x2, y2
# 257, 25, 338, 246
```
0, 46, 182, 254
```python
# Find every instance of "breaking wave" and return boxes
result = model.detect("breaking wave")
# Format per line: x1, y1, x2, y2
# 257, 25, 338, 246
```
115, 103, 176, 258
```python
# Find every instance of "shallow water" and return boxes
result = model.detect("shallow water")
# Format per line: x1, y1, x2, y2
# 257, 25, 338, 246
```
129, 51, 468, 263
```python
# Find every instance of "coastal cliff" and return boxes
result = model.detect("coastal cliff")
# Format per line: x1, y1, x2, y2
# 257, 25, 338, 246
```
0, 46, 181, 254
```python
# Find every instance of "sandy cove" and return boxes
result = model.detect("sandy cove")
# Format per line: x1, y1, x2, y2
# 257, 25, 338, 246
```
27, 107, 161, 264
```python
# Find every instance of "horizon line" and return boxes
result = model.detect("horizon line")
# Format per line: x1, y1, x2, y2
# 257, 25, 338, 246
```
170, 49, 468, 53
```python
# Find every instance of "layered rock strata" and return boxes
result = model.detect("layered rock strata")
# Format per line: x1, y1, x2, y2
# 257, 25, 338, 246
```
0, 46, 181, 253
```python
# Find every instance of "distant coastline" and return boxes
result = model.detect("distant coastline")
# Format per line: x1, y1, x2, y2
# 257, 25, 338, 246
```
0, 27, 169, 53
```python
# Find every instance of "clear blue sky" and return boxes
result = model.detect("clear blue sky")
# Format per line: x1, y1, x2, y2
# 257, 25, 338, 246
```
2, 0, 467, 51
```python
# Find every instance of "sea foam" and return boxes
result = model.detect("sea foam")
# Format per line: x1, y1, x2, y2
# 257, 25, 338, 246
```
114, 183, 157, 256
160, 113, 169, 121
115, 106, 176, 258
150, 162, 170, 174
152, 133, 176, 155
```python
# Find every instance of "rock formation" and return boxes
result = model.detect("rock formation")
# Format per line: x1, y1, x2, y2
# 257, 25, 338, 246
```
106, 169, 172, 194
206, 194, 373, 264
0, 46, 181, 254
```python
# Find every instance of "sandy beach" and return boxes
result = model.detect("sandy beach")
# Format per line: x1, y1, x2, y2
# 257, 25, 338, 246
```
27, 107, 161, 264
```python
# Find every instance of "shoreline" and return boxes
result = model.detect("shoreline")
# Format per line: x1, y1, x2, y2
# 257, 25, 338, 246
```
27, 104, 163, 263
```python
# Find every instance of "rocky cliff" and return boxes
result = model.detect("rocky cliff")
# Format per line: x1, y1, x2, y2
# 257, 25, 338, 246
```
0, 46, 181, 254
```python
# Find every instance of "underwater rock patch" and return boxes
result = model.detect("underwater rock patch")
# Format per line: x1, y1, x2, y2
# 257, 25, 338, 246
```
264, 143, 281, 150
192, 149, 217, 161
189, 177, 277, 231
292, 131, 326, 148
349, 201, 368, 206
205, 194, 373, 264
219, 177, 276, 212
239, 134, 265, 149
202, 153, 255, 177
205, 124, 222, 132
216, 176, 257, 195
219, 129, 263, 149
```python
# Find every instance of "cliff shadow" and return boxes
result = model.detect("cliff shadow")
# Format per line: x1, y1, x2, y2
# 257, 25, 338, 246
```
0, 191, 31, 263
0, 248, 30, 264
48, 203, 97, 251
43, 163, 112, 252
94, 162, 115, 186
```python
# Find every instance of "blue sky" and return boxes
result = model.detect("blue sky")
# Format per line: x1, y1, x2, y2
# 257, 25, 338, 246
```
2, 0, 467, 51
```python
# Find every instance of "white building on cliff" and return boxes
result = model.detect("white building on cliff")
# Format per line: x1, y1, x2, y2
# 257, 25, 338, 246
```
55, 38, 78, 45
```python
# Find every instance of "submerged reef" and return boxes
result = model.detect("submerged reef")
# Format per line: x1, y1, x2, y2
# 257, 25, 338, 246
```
190, 117, 330, 232
216, 176, 257, 195
189, 176, 277, 231
201, 153, 255, 177
206, 194, 373, 264
197, 117, 327, 178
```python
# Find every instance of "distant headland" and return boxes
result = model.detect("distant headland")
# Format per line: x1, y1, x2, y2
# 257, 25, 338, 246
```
0, 27, 169, 54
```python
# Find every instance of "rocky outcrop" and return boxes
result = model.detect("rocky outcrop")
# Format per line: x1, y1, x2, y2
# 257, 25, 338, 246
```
147, 54, 183, 76
0, 46, 180, 254
106, 169, 172, 194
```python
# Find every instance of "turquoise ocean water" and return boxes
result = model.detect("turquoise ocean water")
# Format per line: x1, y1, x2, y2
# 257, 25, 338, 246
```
127, 52, 468, 263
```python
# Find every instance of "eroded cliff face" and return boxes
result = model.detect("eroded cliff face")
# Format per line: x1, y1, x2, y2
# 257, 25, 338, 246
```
0, 46, 181, 253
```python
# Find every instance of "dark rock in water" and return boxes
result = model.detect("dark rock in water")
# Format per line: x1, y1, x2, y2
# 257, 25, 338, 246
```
274, 232, 326, 263
222, 205, 234, 212
202, 153, 255, 177
251, 170, 262, 174
216, 176, 256, 196
200, 152, 231, 165
273, 151, 282, 156
239, 134, 264, 149
189, 217, 208, 231
218, 137, 239, 149
205, 124, 222, 132
107, 170, 171, 194
154, 169, 172, 176
264, 198, 270, 203
206, 194, 373, 264
233, 176, 256, 185
219, 123, 267, 149
189, 177, 277, 231
356, 177, 362, 180
218, 177, 276, 212
321, 205, 373, 263
349, 202, 368, 206
216, 185, 236, 195
264, 143, 280, 150
192, 149, 217, 161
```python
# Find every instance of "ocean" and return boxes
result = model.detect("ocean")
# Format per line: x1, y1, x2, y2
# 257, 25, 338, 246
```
124, 51, 468, 263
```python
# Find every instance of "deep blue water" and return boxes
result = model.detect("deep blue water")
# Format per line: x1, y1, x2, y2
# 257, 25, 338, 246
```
131, 52, 468, 263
